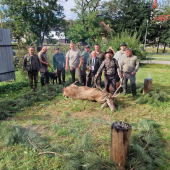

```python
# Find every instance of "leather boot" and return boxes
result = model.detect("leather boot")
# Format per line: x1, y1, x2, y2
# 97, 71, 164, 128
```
41, 77, 45, 86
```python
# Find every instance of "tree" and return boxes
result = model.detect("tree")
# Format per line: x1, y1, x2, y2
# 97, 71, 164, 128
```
67, 0, 113, 44
1, 0, 66, 45
102, 0, 153, 42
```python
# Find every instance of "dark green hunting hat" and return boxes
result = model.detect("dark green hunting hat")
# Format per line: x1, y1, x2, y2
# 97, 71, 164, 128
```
120, 42, 127, 46
105, 49, 113, 54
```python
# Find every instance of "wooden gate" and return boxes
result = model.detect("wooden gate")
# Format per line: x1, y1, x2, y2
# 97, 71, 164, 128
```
0, 28, 15, 82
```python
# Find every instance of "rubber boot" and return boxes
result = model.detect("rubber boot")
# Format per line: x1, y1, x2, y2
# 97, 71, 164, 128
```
131, 83, 137, 98
41, 77, 45, 86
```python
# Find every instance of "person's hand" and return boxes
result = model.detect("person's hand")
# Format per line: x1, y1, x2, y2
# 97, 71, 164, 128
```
66, 67, 68, 71
24, 70, 27, 73
131, 72, 135, 75
78, 65, 81, 69
54, 70, 57, 73
111, 48, 115, 54
95, 74, 98, 78
118, 73, 122, 78
89, 67, 92, 70
40, 69, 42, 72
47, 63, 50, 66
64, 65, 66, 68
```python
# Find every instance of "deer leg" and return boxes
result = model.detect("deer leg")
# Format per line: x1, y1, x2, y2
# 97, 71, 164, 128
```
101, 102, 108, 108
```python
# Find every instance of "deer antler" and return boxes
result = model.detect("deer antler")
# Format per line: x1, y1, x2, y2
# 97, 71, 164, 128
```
112, 78, 124, 98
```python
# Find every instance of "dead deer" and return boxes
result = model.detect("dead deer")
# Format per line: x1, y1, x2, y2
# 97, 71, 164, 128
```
63, 78, 124, 111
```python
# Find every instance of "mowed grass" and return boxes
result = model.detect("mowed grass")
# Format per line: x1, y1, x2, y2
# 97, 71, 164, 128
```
0, 64, 170, 169
145, 47, 170, 53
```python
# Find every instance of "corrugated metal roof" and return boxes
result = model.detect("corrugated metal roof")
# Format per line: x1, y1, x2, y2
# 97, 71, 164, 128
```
0, 28, 15, 82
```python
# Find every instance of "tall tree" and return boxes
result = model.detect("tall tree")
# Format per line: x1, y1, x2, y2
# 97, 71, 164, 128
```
1, 0, 65, 45
102, 0, 153, 42
67, 0, 113, 44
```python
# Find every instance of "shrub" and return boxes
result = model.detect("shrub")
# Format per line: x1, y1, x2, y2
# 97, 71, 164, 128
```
95, 30, 146, 60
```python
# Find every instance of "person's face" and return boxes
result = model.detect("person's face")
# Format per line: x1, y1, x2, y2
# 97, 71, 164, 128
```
95, 45, 100, 52
29, 48, 34, 56
126, 50, 132, 57
70, 43, 75, 49
85, 48, 90, 53
91, 51, 96, 58
120, 46, 126, 52
55, 49, 59, 54
42, 48, 47, 53
106, 52, 112, 59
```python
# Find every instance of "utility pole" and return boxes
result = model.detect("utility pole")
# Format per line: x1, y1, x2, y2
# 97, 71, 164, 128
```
0, 10, 2, 28
144, 20, 148, 50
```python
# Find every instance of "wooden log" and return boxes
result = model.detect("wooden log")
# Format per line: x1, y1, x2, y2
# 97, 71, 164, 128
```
110, 122, 132, 170
143, 78, 152, 94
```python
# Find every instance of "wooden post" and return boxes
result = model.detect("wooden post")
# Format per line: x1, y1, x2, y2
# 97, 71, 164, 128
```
110, 121, 132, 170
143, 78, 152, 94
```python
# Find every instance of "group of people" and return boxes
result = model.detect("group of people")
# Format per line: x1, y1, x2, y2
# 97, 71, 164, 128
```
23, 42, 139, 98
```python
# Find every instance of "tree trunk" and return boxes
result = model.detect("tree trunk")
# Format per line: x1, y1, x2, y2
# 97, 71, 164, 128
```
163, 43, 166, 53
110, 122, 132, 170
143, 78, 152, 95
157, 41, 159, 53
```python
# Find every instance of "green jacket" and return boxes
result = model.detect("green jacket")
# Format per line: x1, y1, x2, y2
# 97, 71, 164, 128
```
23, 54, 41, 71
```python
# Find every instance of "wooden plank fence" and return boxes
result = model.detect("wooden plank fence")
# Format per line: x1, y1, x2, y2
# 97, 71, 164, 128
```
0, 28, 15, 82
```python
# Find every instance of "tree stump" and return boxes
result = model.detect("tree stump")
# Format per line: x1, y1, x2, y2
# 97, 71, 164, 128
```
143, 78, 152, 94
110, 121, 132, 170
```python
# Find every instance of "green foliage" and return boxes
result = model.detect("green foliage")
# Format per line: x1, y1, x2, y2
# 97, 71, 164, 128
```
104, 0, 153, 42
1, 0, 66, 45
0, 119, 167, 169
0, 82, 71, 119
135, 89, 168, 106
127, 119, 167, 170
96, 30, 146, 59
0, 81, 29, 94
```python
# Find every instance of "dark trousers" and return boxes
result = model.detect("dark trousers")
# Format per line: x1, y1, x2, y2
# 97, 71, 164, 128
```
40, 71, 49, 86
57, 68, 65, 84
82, 63, 87, 84
104, 75, 116, 94
70, 66, 84, 85
97, 75, 102, 87
86, 71, 95, 88
28, 71, 39, 89
123, 72, 136, 96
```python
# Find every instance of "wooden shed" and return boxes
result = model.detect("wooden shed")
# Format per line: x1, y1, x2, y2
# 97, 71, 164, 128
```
0, 28, 15, 82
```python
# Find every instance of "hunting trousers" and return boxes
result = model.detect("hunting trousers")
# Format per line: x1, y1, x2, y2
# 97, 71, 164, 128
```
28, 71, 39, 89
70, 66, 84, 85
123, 72, 136, 96
40, 69, 49, 86
104, 75, 116, 94
86, 71, 96, 88
57, 68, 65, 84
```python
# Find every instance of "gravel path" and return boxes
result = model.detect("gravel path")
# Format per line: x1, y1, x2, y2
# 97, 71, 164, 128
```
140, 60, 170, 65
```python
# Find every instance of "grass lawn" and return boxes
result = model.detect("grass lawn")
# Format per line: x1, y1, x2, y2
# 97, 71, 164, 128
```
0, 64, 170, 169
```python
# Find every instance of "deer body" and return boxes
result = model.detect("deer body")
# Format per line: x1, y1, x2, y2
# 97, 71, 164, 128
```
63, 84, 116, 111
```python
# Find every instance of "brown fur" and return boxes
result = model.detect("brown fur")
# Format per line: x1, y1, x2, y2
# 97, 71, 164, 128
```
63, 84, 116, 111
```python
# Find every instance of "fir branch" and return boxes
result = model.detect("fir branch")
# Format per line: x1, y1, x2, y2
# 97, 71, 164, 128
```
38, 151, 69, 161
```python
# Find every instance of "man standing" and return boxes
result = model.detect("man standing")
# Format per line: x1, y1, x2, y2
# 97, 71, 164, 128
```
82, 45, 92, 83
38, 46, 50, 86
86, 51, 100, 87
94, 44, 105, 86
120, 48, 139, 98
23, 46, 41, 91
95, 49, 121, 94
66, 43, 84, 85
114, 42, 127, 82
53, 47, 66, 84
